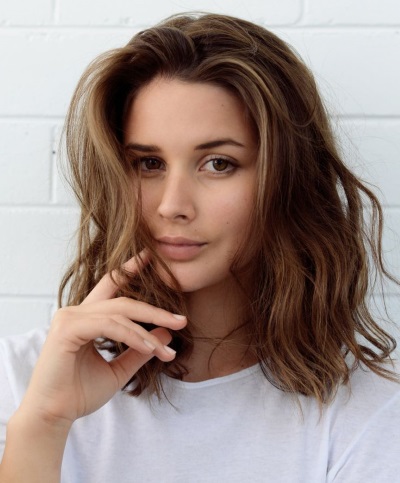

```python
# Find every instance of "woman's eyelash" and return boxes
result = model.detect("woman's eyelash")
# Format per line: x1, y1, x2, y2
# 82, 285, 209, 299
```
129, 154, 237, 174
203, 156, 237, 173
129, 156, 164, 171
141, 157, 164, 170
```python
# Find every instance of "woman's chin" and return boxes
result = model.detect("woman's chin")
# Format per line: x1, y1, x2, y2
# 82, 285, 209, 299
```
153, 260, 208, 294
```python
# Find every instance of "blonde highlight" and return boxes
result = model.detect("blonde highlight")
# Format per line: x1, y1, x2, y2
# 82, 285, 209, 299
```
59, 12, 398, 404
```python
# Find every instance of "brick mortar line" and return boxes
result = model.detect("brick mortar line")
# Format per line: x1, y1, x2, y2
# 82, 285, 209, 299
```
335, 115, 400, 121
0, 25, 400, 32
0, 295, 57, 301
50, 125, 58, 204
52, 0, 60, 24
0, 205, 78, 211
291, 0, 305, 25
0, 116, 65, 121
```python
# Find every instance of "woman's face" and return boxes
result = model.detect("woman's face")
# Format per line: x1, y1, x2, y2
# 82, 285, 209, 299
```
124, 77, 258, 293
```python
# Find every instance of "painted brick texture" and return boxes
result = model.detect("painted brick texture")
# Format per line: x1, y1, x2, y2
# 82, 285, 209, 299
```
1, 0, 399, 336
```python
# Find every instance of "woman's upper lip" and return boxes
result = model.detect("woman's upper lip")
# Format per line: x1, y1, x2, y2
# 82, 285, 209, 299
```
156, 236, 206, 246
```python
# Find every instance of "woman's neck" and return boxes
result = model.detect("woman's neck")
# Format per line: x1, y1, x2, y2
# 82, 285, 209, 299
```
181, 277, 257, 382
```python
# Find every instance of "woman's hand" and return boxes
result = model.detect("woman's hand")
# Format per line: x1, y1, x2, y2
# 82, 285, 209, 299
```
0, 252, 186, 482
20, 252, 187, 426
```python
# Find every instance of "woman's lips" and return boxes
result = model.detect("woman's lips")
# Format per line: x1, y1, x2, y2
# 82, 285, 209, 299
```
156, 237, 206, 261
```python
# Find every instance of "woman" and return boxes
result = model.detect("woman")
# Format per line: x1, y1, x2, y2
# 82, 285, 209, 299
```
1, 12, 399, 482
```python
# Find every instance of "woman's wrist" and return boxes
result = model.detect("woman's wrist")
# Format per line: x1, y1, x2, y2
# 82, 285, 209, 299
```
11, 402, 73, 437
0, 407, 72, 483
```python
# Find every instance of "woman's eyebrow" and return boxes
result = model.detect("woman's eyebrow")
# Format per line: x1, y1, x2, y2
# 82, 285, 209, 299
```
125, 142, 159, 153
125, 138, 245, 152
194, 139, 245, 150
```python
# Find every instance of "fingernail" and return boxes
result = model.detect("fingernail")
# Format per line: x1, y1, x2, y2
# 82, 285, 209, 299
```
143, 339, 156, 351
172, 314, 186, 320
163, 345, 176, 356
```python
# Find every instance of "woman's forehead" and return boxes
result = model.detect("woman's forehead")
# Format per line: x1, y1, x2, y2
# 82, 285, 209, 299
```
124, 77, 256, 150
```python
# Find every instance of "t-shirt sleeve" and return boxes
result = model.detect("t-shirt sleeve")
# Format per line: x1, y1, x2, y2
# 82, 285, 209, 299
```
327, 390, 400, 482
0, 329, 47, 461
0, 342, 19, 461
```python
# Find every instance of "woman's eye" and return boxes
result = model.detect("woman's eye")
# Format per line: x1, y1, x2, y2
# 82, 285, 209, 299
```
204, 157, 235, 173
140, 157, 163, 171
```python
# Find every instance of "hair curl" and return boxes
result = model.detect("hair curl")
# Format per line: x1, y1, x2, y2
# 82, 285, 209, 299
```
59, 12, 398, 404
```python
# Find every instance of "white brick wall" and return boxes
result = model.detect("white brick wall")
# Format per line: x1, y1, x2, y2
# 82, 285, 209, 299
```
1, 0, 399, 337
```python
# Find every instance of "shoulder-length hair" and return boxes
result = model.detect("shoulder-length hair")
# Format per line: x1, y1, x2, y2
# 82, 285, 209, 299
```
60, 12, 398, 403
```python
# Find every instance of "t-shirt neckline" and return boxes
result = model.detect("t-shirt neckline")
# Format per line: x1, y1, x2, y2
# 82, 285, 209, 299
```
161, 362, 262, 390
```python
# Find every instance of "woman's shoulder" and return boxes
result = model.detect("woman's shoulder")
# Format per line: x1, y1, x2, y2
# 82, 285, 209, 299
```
325, 357, 400, 481
0, 327, 48, 392
0, 327, 48, 359
337, 357, 400, 410
0, 328, 49, 460
327, 356, 400, 429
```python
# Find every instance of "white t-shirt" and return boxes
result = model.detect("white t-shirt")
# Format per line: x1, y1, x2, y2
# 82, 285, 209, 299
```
0, 328, 399, 482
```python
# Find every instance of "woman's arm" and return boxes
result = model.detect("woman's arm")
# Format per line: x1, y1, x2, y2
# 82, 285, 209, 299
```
1, 408, 71, 483
0, 253, 186, 482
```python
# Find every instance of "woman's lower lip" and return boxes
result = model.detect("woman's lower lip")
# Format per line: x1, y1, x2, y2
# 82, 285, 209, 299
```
156, 242, 205, 261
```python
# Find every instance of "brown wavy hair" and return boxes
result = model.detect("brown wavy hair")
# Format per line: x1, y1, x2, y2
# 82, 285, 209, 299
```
59, 12, 398, 403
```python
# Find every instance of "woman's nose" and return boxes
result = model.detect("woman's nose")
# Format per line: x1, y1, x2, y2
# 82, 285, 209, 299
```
157, 172, 196, 222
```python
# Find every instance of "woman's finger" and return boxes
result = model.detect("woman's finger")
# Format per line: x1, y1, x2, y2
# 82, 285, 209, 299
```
82, 250, 149, 305
52, 314, 176, 361
102, 314, 177, 357
108, 327, 174, 388
75, 298, 187, 330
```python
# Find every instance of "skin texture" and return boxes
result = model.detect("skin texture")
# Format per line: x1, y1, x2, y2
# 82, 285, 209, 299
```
125, 77, 258, 294
125, 77, 259, 381
0, 78, 258, 481
0, 254, 187, 482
